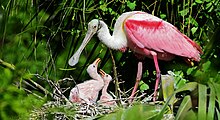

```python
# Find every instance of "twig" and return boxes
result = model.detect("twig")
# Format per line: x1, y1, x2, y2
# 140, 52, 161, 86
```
48, 79, 72, 104
33, 74, 72, 104
109, 49, 122, 104
59, 77, 75, 82
97, 92, 148, 105
26, 78, 53, 97
23, 88, 44, 99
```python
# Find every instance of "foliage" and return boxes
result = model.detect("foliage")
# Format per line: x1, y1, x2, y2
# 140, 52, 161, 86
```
0, 0, 220, 119
99, 104, 163, 120
0, 86, 45, 119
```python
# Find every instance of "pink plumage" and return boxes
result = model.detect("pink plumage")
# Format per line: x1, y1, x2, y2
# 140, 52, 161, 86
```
69, 58, 104, 104
125, 19, 202, 61
98, 69, 117, 106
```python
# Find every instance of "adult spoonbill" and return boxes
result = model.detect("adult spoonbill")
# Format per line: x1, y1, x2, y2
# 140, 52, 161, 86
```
98, 69, 117, 106
69, 58, 104, 104
68, 11, 202, 101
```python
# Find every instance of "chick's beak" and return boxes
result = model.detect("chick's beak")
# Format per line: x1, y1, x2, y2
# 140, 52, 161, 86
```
99, 69, 105, 77
93, 58, 101, 66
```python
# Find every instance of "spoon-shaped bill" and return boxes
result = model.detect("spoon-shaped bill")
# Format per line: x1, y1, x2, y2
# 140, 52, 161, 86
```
68, 30, 96, 66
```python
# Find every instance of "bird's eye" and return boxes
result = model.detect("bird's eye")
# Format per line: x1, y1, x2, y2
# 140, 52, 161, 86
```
93, 25, 97, 29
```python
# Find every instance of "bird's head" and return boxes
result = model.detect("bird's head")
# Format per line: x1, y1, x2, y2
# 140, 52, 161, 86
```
86, 58, 101, 77
68, 19, 101, 66
88, 19, 101, 33
99, 69, 112, 84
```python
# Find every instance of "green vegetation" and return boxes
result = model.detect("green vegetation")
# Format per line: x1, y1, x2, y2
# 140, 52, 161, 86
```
0, 0, 220, 119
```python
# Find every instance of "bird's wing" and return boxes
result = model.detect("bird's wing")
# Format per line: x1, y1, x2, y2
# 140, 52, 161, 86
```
124, 19, 202, 61
75, 80, 101, 101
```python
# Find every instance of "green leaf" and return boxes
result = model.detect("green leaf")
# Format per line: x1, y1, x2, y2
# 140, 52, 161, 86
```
202, 61, 211, 72
170, 70, 188, 89
175, 82, 198, 93
186, 67, 196, 75
206, 2, 212, 9
99, 104, 161, 120
213, 83, 220, 111
100, 4, 108, 11
139, 80, 149, 92
156, 95, 173, 120
176, 79, 187, 90
191, 27, 198, 35
127, 1, 136, 11
22, 73, 33, 79
161, 75, 175, 104
195, 0, 203, 3
194, 70, 203, 77
160, 14, 166, 19
216, 108, 220, 120
181, 109, 197, 120
98, 107, 123, 120
198, 84, 207, 120
175, 95, 193, 120
207, 83, 215, 120
179, 9, 189, 16
0, 68, 13, 88
190, 17, 199, 26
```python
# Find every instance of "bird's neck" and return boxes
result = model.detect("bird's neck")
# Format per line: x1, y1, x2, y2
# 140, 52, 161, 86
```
101, 81, 110, 95
89, 72, 104, 83
97, 21, 127, 50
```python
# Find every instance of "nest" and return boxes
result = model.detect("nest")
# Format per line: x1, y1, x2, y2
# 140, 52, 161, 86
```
30, 101, 118, 120
28, 75, 120, 120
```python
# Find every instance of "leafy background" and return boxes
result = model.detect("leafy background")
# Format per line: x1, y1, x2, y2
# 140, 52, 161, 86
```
0, 0, 220, 119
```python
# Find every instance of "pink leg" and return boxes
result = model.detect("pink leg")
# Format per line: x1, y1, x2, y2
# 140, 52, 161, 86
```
129, 61, 143, 103
150, 51, 161, 102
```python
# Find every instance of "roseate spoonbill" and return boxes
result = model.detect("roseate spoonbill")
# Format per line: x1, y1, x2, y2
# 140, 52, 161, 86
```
68, 11, 202, 101
98, 69, 117, 106
69, 58, 104, 104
